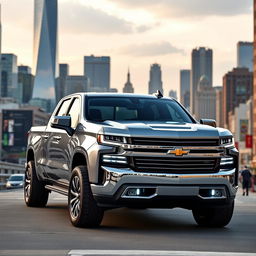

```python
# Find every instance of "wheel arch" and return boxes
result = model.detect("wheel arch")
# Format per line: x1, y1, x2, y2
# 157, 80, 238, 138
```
27, 147, 35, 162
70, 147, 97, 183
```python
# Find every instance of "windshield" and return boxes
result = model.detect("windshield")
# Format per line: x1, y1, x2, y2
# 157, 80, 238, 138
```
86, 97, 194, 123
9, 175, 24, 181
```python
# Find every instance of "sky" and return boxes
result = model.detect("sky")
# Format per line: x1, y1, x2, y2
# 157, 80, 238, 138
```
1, 0, 253, 99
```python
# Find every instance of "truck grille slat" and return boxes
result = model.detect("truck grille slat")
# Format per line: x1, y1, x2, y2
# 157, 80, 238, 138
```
135, 162, 214, 167
131, 138, 219, 146
133, 157, 219, 174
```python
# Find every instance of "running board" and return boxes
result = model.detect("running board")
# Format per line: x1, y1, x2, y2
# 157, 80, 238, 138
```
45, 185, 68, 196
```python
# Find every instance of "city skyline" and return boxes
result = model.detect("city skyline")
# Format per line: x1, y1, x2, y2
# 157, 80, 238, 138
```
0, 0, 253, 98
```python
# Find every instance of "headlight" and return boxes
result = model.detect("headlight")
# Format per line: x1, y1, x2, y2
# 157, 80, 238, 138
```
97, 134, 127, 145
102, 155, 128, 164
220, 157, 234, 167
6, 182, 11, 187
220, 137, 234, 146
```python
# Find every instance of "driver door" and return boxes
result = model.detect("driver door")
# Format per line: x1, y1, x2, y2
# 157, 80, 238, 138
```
45, 96, 81, 185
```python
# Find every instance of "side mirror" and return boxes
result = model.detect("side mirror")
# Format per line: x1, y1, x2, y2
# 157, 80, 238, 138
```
200, 119, 216, 128
51, 116, 74, 136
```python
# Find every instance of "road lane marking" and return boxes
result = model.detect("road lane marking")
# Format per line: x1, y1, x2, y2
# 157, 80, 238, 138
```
68, 250, 256, 256
0, 250, 68, 256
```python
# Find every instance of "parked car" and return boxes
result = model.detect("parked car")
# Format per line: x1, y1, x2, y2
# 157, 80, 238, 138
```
25, 92, 238, 228
6, 174, 25, 189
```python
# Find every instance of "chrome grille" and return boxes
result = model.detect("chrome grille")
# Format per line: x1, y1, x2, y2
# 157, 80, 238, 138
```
132, 157, 220, 174
130, 138, 219, 146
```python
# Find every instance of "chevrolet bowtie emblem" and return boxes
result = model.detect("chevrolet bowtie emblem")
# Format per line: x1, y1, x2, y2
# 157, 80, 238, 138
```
168, 148, 189, 156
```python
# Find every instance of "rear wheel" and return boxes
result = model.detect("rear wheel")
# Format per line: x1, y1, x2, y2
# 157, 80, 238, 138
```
24, 160, 49, 207
68, 166, 104, 228
192, 201, 234, 227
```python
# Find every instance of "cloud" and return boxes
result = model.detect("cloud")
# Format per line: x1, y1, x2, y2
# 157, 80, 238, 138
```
119, 41, 184, 56
59, 2, 153, 34
108, 0, 252, 18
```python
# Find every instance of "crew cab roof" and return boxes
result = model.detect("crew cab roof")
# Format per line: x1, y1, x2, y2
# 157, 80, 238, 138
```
64, 92, 175, 100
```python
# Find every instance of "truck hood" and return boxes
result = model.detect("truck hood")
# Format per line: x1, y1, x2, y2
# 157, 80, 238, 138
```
100, 121, 232, 139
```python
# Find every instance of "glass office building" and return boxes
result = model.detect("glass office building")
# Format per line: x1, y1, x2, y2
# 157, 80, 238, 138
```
32, 0, 58, 100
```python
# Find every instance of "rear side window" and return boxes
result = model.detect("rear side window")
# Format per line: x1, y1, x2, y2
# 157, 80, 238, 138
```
56, 98, 72, 116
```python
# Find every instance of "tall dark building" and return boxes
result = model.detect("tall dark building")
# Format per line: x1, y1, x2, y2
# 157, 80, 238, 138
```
55, 63, 69, 103
180, 69, 190, 109
191, 47, 213, 115
18, 65, 34, 103
84, 55, 110, 92
237, 41, 253, 71
148, 63, 163, 95
222, 67, 253, 128
1, 54, 18, 99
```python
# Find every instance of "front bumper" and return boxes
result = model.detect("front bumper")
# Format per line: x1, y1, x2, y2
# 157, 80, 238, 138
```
91, 166, 237, 208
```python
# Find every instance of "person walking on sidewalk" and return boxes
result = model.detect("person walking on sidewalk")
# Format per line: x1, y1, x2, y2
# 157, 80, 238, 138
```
240, 166, 252, 196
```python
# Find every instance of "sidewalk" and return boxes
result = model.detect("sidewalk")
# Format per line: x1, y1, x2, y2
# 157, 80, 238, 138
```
236, 186, 256, 201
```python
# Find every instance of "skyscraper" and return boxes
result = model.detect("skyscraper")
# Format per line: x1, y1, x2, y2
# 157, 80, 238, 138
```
180, 69, 190, 109
55, 63, 69, 103
215, 86, 223, 127
32, 0, 58, 100
1, 54, 18, 100
237, 42, 253, 71
84, 55, 110, 91
0, 5, 2, 89
123, 69, 134, 93
18, 66, 34, 103
191, 47, 213, 115
194, 75, 216, 120
148, 63, 163, 94
222, 67, 253, 128
64, 76, 89, 95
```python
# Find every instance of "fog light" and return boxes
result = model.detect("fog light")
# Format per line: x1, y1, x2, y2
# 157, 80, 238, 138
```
199, 188, 225, 198
122, 187, 156, 198
211, 189, 216, 196
127, 188, 141, 196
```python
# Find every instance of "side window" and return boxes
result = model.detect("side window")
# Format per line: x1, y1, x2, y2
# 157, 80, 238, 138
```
67, 98, 81, 129
56, 98, 72, 116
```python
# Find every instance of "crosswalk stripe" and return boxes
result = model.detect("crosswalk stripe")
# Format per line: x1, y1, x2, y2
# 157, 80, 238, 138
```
68, 250, 256, 256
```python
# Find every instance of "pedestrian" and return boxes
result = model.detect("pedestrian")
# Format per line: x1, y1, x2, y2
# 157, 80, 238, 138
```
240, 165, 252, 196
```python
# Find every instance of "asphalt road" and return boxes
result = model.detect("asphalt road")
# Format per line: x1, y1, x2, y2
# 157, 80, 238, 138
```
0, 188, 255, 256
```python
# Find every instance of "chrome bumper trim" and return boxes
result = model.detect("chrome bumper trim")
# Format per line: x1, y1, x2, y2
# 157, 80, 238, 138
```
101, 166, 236, 180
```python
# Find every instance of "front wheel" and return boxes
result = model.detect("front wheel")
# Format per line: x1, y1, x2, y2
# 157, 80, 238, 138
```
192, 201, 234, 227
68, 166, 104, 228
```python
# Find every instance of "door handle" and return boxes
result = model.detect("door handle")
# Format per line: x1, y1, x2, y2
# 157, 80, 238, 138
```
53, 135, 61, 140
42, 135, 49, 139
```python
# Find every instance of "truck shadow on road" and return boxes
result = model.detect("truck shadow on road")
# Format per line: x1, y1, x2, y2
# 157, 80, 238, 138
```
45, 203, 232, 233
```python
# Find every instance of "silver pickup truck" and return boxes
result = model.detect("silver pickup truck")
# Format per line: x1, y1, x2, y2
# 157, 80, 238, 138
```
25, 92, 238, 228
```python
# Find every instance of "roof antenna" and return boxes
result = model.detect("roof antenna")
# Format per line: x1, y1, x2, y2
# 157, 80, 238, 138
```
154, 90, 163, 99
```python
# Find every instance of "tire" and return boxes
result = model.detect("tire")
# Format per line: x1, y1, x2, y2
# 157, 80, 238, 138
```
68, 165, 104, 228
192, 201, 234, 227
24, 160, 49, 207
